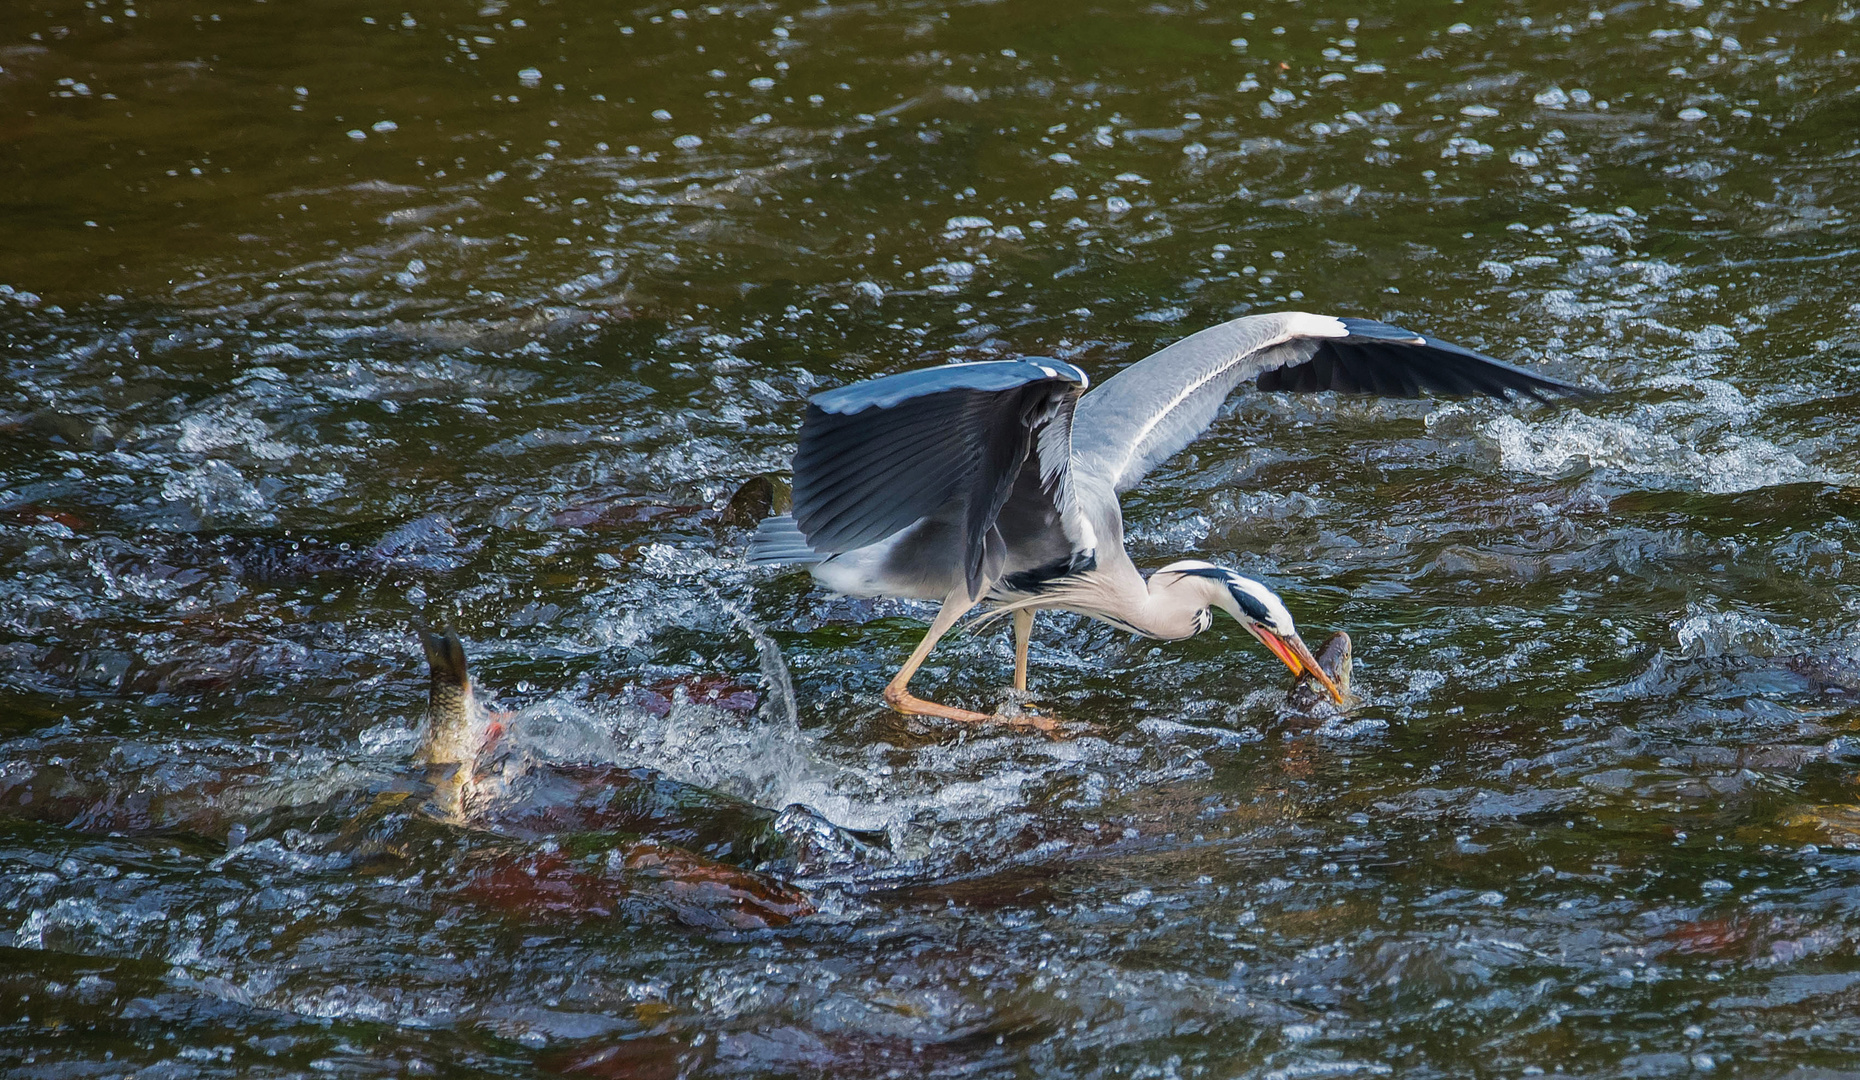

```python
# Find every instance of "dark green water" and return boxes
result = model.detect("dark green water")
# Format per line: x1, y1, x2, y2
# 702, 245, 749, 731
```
4, 0, 1860, 1075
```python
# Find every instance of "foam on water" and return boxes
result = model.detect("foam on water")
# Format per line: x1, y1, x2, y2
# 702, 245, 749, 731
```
1673, 604, 1791, 660
1483, 391, 1841, 494
159, 460, 276, 525
175, 407, 296, 461
522, 689, 1155, 846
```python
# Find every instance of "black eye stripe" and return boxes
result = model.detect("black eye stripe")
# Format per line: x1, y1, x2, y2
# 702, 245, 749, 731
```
1230, 588, 1271, 623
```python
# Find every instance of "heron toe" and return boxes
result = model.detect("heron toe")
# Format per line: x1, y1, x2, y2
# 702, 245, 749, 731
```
993, 690, 1062, 730
882, 684, 995, 725
999, 686, 1046, 705
993, 706, 1065, 736
883, 684, 1064, 733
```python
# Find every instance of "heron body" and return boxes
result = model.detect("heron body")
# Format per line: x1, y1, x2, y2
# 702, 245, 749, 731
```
751, 311, 1590, 726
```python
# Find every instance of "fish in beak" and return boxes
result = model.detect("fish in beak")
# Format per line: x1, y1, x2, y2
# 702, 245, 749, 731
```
1248, 624, 1345, 705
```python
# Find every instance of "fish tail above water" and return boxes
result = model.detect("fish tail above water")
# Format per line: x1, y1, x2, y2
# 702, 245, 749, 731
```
414, 622, 501, 769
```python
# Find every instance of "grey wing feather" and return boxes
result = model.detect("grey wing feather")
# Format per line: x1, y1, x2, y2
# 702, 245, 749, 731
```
1035, 390, 1084, 538
810, 358, 1084, 412
1072, 313, 1593, 493
1072, 313, 1324, 495
1000, 388, 1097, 577
787, 359, 1087, 599
992, 390, 1101, 596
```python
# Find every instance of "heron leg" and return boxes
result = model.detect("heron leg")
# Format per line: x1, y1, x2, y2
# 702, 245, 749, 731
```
1001, 609, 1062, 734
882, 593, 1059, 730
1012, 608, 1035, 693
882, 591, 993, 724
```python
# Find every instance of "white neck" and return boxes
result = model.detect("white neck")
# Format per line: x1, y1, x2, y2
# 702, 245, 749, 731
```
1075, 568, 1218, 641
985, 558, 1229, 642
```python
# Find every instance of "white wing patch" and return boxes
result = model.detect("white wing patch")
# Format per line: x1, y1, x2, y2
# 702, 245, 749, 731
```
1038, 360, 1089, 388
1281, 311, 1352, 341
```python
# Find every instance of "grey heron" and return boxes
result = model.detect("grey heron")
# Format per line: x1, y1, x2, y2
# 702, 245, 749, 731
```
750, 312, 1591, 726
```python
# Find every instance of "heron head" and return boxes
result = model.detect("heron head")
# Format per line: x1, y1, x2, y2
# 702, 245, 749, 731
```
1154, 560, 1345, 705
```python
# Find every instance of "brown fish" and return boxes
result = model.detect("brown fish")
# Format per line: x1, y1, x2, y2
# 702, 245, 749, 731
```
413, 623, 510, 822
1286, 631, 1359, 712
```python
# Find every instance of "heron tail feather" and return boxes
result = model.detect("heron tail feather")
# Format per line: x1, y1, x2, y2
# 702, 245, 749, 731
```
747, 514, 824, 566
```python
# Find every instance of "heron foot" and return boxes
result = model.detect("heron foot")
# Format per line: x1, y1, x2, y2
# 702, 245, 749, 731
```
993, 706, 1064, 736
884, 684, 1061, 732
883, 683, 994, 725
991, 691, 1063, 733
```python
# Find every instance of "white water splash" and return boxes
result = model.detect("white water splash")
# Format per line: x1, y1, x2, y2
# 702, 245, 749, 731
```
1674, 604, 1789, 659
1482, 376, 1841, 494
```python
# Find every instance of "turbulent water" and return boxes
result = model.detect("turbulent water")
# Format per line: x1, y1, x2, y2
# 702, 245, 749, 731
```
4, 0, 1860, 1074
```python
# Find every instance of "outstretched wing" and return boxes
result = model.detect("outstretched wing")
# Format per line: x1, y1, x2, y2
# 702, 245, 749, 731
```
1071, 313, 1593, 494
779, 358, 1089, 599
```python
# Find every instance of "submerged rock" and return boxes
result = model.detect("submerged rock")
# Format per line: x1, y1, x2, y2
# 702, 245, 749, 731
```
1781, 652, 1860, 693
458, 843, 815, 930
719, 473, 791, 529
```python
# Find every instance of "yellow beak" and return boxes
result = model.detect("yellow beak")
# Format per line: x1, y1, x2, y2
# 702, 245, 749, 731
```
1249, 625, 1345, 705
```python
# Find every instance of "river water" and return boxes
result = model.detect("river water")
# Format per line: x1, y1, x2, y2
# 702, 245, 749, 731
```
4, 0, 1860, 1075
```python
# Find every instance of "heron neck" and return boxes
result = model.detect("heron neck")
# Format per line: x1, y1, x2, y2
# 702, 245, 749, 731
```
1126, 571, 1216, 641
1068, 561, 1206, 641
1003, 556, 1210, 641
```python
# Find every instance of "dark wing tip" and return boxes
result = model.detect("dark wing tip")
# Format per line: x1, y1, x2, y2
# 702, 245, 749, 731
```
1337, 316, 1426, 345
1538, 375, 1607, 399
418, 621, 469, 688
1256, 317, 1600, 403
1413, 333, 1603, 401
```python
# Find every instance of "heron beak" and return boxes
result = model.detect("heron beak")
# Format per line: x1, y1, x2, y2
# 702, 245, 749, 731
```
1249, 626, 1346, 706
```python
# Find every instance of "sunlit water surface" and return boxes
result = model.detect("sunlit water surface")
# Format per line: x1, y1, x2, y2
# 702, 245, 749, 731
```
4, 0, 1860, 1075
